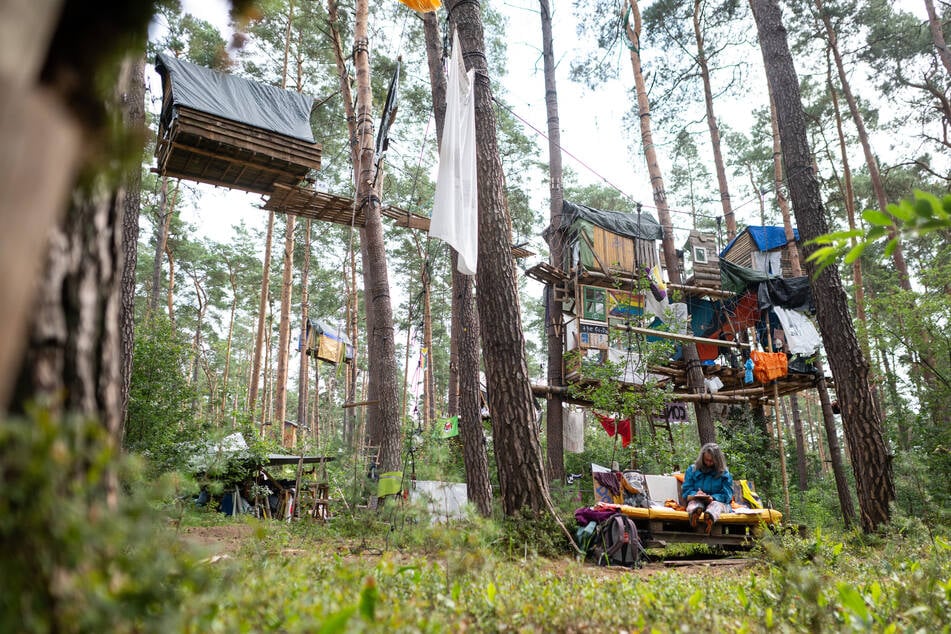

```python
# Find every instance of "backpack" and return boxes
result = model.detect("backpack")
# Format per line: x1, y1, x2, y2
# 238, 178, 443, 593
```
590, 513, 644, 568
620, 470, 650, 508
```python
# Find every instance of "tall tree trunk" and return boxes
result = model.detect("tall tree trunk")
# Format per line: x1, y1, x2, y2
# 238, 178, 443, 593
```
422, 12, 492, 515
276, 216, 296, 445
625, 0, 714, 444
353, 0, 402, 476
752, 0, 892, 531
248, 210, 274, 417
220, 265, 238, 427
275, 0, 297, 448
826, 59, 868, 344
692, 0, 735, 239
149, 178, 177, 315
448, 0, 552, 516
0, 0, 81, 412
165, 243, 175, 327
297, 219, 311, 438
814, 0, 912, 291
326, 0, 362, 449
924, 0, 951, 78
539, 0, 566, 485
119, 54, 144, 436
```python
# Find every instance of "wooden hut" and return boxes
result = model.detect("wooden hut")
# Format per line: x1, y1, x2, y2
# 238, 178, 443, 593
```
154, 52, 322, 195
682, 230, 721, 290
720, 225, 800, 278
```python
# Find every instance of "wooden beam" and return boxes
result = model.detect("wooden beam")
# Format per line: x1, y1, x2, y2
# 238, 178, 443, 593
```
617, 324, 750, 349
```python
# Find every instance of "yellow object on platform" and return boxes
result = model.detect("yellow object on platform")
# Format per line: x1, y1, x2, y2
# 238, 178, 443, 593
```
718, 509, 783, 524
618, 505, 650, 520
398, 0, 441, 12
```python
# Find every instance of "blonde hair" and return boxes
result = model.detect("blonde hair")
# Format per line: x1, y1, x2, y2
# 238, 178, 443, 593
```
693, 442, 727, 476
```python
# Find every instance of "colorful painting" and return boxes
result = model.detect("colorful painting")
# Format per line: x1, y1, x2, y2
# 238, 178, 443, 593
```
607, 289, 645, 318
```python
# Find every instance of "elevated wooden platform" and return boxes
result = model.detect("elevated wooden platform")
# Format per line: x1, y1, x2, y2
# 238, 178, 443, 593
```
155, 107, 322, 195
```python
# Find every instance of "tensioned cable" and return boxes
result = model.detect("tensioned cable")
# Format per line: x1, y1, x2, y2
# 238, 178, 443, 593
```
492, 96, 775, 228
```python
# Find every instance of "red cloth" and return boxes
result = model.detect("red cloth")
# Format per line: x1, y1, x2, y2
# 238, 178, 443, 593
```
596, 413, 632, 447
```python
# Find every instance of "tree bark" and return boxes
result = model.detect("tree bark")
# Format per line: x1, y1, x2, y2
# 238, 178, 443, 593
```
221, 263, 237, 427
692, 0, 735, 239
118, 54, 145, 435
276, 216, 296, 445
752, 0, 892, 531
249, 210, 274, 421
352, 0, 402, 475
149, 178, 177, 315
539, 0, 566, 484
327, 0, 362, 449
297, 219, 311, 435
422, 12, 493, 515
924, 0, 951, 80
448, 0, 552, 516
625, 0, 714, 444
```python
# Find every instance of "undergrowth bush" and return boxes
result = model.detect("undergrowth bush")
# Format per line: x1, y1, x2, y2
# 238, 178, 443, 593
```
0, 412, 226, 633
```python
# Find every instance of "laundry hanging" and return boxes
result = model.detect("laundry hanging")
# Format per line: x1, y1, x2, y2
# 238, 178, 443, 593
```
772, 306, 821, 355
430, 31, 478, 275
595, 413, 632, 447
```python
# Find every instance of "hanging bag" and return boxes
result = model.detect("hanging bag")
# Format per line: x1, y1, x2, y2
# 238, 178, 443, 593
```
750, 350, 788, 383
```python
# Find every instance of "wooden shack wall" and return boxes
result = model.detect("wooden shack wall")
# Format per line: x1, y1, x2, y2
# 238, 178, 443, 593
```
590, 226, 658, 274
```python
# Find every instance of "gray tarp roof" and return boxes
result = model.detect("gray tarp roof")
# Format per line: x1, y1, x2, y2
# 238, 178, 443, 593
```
155, 52, 316, 143
554, 200, 664, 242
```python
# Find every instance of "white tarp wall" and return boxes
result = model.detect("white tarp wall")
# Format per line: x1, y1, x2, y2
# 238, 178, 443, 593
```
410, 480, 469, 523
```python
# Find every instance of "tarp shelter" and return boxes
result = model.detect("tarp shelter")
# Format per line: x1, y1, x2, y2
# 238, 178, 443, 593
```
720, 225, 801, 278
154, 52, 322, 194
546, 201, 663, 274
302, 319, 353, 364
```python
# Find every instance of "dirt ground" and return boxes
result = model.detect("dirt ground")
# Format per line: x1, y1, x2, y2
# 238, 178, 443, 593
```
179, 524, 255, 556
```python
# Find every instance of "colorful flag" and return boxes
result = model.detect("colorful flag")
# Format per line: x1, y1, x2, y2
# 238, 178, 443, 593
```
438, 415, 459, 439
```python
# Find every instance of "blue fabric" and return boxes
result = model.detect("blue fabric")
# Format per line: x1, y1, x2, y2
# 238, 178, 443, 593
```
682, 464, 734, 504
745, 358, 755, 384
720, 225, 799, 258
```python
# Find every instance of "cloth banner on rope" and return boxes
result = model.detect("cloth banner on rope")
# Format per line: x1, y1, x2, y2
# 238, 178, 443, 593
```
377, 471, 403, 497
430, 30, 478, 275
438, 415, 459, 439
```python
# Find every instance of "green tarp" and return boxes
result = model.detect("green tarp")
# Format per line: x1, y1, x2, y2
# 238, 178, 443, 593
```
547, 201, 663, 271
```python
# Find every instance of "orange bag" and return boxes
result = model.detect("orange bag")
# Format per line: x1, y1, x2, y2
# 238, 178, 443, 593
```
750, 350, 788, 383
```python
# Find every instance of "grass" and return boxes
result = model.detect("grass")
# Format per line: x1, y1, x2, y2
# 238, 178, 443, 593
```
170, 506, 951, 633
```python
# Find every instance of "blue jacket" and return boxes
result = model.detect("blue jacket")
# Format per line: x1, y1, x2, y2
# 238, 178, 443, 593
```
682, 464, 734, 504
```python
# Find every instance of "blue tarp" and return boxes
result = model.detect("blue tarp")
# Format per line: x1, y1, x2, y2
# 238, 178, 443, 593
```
720, 226, 799, 258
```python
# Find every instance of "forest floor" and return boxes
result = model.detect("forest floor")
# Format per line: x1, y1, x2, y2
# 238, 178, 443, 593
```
177, 523, 755, 579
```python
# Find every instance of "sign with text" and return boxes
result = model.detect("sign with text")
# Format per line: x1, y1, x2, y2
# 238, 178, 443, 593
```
657, 402, 689, 423
579, 321, 609, 349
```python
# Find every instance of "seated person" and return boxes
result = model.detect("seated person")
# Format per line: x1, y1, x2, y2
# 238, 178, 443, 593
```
682, 442, 733, 534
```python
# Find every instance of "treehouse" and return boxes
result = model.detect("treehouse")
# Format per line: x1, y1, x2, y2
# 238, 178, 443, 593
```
152, 54, 438, 232
527, 203, 827, 407
720, 225, 800, 278
154, 53, 322, 195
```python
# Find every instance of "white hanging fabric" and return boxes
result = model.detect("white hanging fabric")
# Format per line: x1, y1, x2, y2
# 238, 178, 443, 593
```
772, 306, 822, 355
564, 408, 585, 454
430, 31, 478, 275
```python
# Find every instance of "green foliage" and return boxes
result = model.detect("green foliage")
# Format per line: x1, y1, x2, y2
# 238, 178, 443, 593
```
808, 190, 951, 274
0, 413, 221, 634
125, 313, 198, 472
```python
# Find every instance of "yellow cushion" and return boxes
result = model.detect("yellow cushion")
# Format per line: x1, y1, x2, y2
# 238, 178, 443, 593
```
718, 509, 783, 525
618, 505, 651, 520
648, 507, 690, 521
